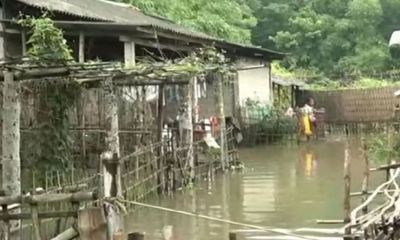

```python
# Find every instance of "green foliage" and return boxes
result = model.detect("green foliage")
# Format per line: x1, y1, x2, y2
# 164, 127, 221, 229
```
252, 0, 400, 78
114, 0, 257, 43
18, 16, 79, 171
244, 99, 297, 143
309, 77, 400, 90
18, 15, 72, 60
367, 133, 400, 164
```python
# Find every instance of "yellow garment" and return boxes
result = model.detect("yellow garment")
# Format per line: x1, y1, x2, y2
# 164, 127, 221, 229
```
305, 153, 313, 176
302, 115, 312, 136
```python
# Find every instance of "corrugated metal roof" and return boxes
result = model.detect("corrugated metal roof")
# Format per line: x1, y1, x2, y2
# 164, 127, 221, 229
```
16, 0, 216, 40
16, 0, 285, 58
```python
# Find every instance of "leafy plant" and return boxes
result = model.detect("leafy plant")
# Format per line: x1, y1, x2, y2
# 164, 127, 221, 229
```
367, 133, 400, 164
18, 16, 79, 173
18, 15, 72, 60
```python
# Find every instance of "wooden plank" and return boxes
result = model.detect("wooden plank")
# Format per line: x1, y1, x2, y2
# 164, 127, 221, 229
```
0, 191, 97, 205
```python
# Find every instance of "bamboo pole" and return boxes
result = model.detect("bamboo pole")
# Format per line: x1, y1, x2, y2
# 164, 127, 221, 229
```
157, 84, 165, 192
2, 70, 21, 239
216, 74, 227, 170
31, 203, 41, 240
344, 141, 351, 236
362, 139, 369, 215
370, 163, 400, 172
186, 79, 195, 183
79, 31, 85, 63
0, 191, 96, 205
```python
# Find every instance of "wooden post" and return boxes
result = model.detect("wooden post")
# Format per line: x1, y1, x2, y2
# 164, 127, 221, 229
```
123, 41, 136, 66
229, 232, 237, 240
157, 84, 165, 192
102, 76, 123, 240
216, 74, 227, 170
79, 31, 85, 63
2, 70, 21, 239
344, 141, 351, 236
361, 138, 369, 215
31, 203, 41, 240
186, 79, 195, 183
102, 77, 122, 197
21, 30, 26, 56
127, 232, 144, 240
193, 76, 199, 123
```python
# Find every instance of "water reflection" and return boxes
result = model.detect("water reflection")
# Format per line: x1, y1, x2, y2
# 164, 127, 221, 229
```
126, 138, 386, 240
299, 145, 318, 177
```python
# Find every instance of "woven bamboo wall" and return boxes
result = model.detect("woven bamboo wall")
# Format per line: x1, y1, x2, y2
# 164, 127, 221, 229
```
304, 87, 400, 123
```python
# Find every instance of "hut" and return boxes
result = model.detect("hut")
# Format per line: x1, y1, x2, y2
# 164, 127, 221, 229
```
0, 0, 284, 120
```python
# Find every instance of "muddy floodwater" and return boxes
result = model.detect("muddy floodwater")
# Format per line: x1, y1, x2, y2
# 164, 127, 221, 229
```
126, 137, 386, 239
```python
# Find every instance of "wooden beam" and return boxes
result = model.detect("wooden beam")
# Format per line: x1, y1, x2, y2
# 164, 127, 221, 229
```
0, 191, 97, 205
120, 35, 193, 52
0, 211, 77, 220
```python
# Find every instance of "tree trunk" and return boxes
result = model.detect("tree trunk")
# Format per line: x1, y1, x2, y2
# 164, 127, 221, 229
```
2, 71, 21, 239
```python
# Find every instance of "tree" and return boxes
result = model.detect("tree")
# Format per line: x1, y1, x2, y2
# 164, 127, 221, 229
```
255, 0, 397, 78
115, 0, 257, 43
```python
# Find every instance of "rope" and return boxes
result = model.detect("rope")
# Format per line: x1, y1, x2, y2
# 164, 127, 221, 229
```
119, 199, 322, 240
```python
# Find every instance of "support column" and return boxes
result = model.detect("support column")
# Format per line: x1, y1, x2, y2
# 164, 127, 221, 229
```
124, 41, 136, 66
2, 70, 21, 239
102, 76, 121, 197
185, 79, 195, 184
101, 76, 123, 240
216, 74, 227, 171
79, 31, 85, 63
21, 31, 26, 56
157, 84, 165, 192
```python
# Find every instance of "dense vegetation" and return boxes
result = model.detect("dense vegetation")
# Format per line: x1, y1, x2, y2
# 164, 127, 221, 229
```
115, 0, 400, 82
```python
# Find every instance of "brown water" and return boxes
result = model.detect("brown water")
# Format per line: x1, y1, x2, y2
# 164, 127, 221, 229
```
126, 137, 386, 240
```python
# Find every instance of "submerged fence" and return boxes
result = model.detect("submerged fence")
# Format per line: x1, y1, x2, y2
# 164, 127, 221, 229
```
302, 87, 400, 123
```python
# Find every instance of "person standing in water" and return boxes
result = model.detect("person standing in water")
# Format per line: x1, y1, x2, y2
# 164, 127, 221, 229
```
300, 97, 316, 140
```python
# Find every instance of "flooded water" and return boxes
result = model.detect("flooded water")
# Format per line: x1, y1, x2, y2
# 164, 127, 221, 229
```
126, 136, 386, 239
